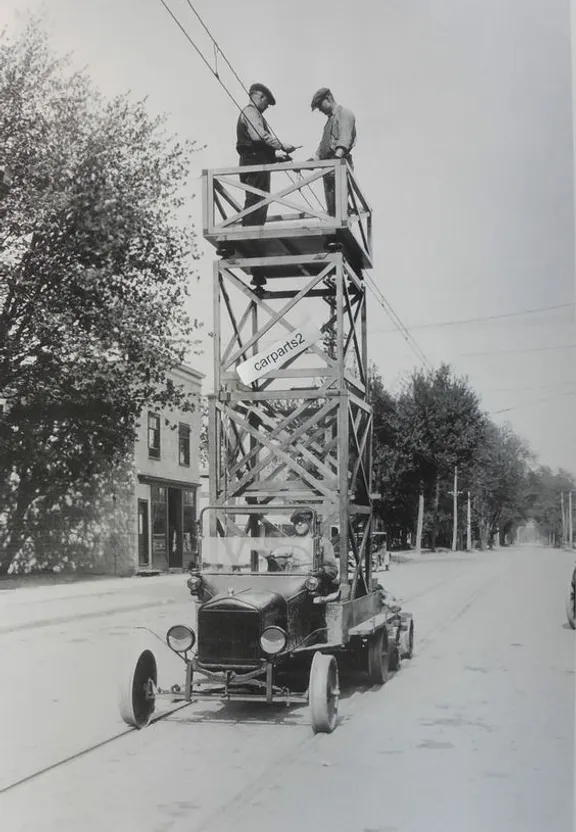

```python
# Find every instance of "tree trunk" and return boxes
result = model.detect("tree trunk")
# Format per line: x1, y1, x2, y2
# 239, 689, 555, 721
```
0, 480, 36, 574
430, 474, 440, 552
415, 484, 424, 553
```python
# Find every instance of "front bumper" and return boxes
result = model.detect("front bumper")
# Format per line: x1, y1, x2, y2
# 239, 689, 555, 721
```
154, 655, 308, 706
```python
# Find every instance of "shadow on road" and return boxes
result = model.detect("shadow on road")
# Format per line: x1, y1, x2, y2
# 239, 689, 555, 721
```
160, 667, 397, 728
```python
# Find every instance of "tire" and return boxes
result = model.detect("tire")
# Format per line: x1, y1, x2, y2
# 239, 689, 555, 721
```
309, 653, 340, 734
402, 621, 415, 659
366, 629, 389, 685
119, 649, 157, 729
566, 588, 576, 630
389, 643, 400, 672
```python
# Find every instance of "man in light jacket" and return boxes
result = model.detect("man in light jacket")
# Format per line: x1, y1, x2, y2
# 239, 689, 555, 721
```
309, 87, 356, 217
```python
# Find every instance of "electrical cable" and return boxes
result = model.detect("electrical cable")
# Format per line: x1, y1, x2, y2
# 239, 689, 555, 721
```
462, 343, 576, 358
157, 0, 324, 213
364, 273, 431, 369
159, 1, 429, 373
368, 302, 574, 335
490, 389, 576, 414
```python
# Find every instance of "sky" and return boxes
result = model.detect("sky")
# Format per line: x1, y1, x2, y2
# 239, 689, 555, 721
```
1, 0, 575, 473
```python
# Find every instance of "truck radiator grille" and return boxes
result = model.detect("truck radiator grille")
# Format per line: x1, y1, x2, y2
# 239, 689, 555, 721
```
198, 609, 260, 665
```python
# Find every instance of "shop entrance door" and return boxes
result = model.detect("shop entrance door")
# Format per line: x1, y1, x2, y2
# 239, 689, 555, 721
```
168, 487, 183, 568
138, 500, 150, 567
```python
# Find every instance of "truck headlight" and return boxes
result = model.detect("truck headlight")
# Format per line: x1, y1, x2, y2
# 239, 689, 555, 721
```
259, 626, 287, 656
305, 575, 320, 592
187, 574, 203, 595
166, 625, 196, 653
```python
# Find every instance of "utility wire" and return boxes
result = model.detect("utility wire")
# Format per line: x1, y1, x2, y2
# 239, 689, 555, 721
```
485, 382, 576, 393
183, 0, 251, 93
490, 389, 576, 414
159, 1, 430, 371
158, 0, 323, 212
369, 302, 574, 335
462, 343, 576, 357
364, 273, 431, 369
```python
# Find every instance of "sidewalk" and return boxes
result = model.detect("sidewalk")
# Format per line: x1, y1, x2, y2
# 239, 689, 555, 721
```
0, 573, 189, 635
0, 549, 480, 635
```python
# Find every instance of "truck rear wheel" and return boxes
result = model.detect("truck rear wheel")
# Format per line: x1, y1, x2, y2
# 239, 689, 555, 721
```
566, 588, 575, 630
366, 629, 389, 685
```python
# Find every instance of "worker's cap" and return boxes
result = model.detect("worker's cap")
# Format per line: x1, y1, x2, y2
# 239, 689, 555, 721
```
291, 509, 313, 524
249, 83, 276, 106
311, 87, 332, 110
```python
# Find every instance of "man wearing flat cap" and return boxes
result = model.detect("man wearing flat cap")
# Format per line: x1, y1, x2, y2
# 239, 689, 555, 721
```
236, 83, 295, 287
309, 88, 356, 216
264, 509, 339, 584
236, 84, 295, 224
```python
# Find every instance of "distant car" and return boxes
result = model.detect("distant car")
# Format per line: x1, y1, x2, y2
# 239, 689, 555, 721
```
566, 564, 576, 630
120, 507, 414, 735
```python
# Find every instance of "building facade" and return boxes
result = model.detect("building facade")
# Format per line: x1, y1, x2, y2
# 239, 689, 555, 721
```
133, 363, 204, 572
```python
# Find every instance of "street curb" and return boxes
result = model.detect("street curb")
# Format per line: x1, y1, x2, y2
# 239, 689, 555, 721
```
0, 597, 184, 637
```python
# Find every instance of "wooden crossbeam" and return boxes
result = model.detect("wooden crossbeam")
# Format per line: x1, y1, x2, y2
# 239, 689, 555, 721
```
219, 404, 338, 501
348, 405, 372, 501
215, 168, 330, 227
221, 265, 337, 370
219, 399, 339, 500
226, 396, 320, 479
221, 302, 254, 366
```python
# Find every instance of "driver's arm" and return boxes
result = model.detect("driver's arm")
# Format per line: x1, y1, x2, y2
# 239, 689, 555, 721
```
318, 538, 339, 582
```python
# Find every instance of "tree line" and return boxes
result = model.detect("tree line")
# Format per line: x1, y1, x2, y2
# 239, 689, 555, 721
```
369, 364, 574, 550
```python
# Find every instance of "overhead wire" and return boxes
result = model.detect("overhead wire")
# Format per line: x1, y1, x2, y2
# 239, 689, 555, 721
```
364, 273, 431, 369
368, 302, 575, 335
490, 389, 576, 414
462, 343, 576, 357
158, 1, 434, 374
158, 0, 324, 213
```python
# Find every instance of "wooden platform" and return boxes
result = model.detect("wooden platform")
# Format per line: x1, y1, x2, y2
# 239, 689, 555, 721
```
202, 159, 373, 270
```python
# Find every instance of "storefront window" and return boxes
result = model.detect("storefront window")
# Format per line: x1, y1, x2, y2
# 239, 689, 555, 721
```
182, 488, 197, 558
148, 413, 161, 459
151, 486, 167, 559
179, 423, 191, 466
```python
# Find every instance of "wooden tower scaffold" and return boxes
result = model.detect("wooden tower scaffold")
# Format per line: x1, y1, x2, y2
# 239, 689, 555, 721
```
202, 158, 374, 600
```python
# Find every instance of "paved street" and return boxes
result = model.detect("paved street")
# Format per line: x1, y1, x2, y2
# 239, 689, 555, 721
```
0, 545, 573, 832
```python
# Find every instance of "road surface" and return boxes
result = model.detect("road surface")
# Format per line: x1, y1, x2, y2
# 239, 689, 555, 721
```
0, 545, 573, 831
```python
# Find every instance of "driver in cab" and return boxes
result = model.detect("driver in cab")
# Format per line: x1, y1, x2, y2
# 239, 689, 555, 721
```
265, 510, 339, 585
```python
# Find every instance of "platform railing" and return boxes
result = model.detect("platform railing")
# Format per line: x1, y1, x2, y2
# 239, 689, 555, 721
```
202, 159, 373, 268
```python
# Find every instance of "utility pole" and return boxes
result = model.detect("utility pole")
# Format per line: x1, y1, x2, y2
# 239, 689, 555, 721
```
569, 490, 573, 549
415, 485, 424, 554
448, 465, 461, 552
466, 490, 472, 551
561, 491, 567, 547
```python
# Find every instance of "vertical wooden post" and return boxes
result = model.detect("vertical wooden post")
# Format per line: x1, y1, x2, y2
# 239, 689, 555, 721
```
213, 260, 222, 392
336, 159, 347, 224
568, 490, 573, 549
466, 490, 472, 551
415, 485, 424, 553
451, 466, 458, 552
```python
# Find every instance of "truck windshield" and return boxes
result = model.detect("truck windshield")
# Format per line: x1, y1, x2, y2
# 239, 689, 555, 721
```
200, 535, 315, 575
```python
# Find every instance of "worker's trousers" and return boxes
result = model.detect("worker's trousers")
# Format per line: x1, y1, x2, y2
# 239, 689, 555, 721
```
239, 153, 273, 226
323, 154, 354, 218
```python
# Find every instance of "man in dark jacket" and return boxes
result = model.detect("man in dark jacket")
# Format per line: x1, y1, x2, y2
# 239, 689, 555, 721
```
236, 83, 295, 288
309, 87, 356, 217
236, 83, 295, 228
